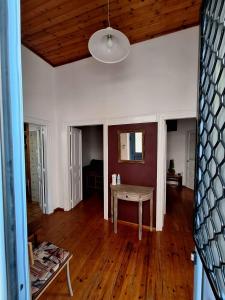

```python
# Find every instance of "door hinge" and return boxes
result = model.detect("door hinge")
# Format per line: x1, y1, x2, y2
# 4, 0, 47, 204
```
191, 251, 197, 265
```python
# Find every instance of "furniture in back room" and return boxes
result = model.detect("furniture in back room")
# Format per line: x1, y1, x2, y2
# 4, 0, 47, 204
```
166, 173, 182, 188
83, 159, 103, 198
110, 184, 154, 240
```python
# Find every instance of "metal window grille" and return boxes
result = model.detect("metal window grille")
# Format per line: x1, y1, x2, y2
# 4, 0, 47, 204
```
194, 0, 225, 299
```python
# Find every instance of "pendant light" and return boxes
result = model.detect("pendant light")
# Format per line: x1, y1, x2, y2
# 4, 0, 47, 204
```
88, 0, 130, 63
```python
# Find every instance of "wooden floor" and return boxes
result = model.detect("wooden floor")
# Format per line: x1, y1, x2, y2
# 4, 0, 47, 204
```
37, 186, 194, 300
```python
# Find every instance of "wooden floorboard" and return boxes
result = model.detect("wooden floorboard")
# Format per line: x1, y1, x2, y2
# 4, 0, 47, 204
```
36, 187, 194, 300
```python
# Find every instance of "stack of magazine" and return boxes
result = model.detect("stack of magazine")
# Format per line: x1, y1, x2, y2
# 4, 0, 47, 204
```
30, 241, 69, 295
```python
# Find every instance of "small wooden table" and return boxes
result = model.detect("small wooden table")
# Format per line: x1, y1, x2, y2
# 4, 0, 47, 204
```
110, 184, 154, 240
167, 173, 182, 187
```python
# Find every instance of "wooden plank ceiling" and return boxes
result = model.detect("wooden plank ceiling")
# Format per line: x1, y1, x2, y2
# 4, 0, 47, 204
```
21, 0, 202, 67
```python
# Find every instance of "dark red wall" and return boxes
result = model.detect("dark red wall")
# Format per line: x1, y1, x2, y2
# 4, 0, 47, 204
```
108, 123, 157, 226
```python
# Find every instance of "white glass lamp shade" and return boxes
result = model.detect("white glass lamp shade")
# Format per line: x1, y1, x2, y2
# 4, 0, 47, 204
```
88, 27, 130, 63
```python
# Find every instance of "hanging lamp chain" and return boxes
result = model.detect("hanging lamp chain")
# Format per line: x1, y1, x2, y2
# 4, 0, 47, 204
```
108, 0, 111, 27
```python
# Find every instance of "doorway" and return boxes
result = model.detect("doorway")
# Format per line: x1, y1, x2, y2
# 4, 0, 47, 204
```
165, 118, 196, 227
69, 125, 104, 210
24, 123, 48, 224
166, 118, 196, 189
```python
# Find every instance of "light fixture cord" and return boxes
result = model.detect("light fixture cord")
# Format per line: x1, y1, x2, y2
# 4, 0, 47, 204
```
107, 0, 110, 27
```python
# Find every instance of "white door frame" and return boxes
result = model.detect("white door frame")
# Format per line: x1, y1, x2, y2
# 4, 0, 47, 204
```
62, 110, 196, 231
158, 111, 197, 230
24, 117, 49, 213
63, 121, 106, 216
38, 125, 48, 213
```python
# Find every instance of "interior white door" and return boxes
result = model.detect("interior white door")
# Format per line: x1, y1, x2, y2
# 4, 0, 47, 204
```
70, 127, 82, 209
186, 130, 196, 190
163, 121, 167, 215
37, 126, 47, 213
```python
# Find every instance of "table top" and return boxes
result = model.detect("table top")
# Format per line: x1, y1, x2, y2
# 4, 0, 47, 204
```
110, 183, 154, 195
167, 173, 182, 179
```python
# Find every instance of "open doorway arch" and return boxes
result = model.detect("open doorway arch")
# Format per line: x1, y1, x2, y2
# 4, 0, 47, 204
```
66, 123, 105, 215
156, 111, 197, 231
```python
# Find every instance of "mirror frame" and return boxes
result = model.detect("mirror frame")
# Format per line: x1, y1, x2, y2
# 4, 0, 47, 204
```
118, 129, 145, 163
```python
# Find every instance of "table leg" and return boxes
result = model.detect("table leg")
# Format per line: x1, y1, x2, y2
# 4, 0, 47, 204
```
150, 197, 153, 232
139, 200, 142, 240
66, 261, 73, 297
114, 195, 118, 234
178, 176, 182, 188
111, 192, 113, 223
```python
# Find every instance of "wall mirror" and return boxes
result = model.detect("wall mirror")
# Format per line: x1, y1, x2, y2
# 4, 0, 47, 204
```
118, 130, 145, 163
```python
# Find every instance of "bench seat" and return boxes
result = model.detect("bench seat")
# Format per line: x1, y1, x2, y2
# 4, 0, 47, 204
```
30, 241, 73, 299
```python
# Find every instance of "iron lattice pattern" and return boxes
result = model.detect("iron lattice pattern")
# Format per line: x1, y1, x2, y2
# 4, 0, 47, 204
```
194, 0, 225, 298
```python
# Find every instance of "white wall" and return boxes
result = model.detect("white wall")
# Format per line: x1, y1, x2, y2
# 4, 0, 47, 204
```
55, 27, 199, 210
79, 126, 103, 167
167, 118, 196, 186
22, 46, 59, 212
22, 46, 55, 121
22, 26, 199, 215
55, 27, 198, 121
